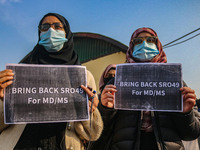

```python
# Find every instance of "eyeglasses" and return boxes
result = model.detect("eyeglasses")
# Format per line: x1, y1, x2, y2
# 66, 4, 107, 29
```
38, 22, 64, 31
132, 36, 157, 45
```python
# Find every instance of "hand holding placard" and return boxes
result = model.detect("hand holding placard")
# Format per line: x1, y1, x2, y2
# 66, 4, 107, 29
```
0, 69, 14, 99
180, 87, 196, 113
81, 85, 99, 112
101, 85, 117, 108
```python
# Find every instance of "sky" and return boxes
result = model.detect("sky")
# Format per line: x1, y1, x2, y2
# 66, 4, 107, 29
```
0, 0, 199, 98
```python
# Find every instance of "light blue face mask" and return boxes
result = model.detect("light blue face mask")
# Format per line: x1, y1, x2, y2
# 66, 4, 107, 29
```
39, 28, 68, 52
132, 41, 159, 61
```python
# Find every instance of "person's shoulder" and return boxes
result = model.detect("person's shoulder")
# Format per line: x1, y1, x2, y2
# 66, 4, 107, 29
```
86, 70, 92, 75
86, 70, 96, 89
86, 70, 94, 79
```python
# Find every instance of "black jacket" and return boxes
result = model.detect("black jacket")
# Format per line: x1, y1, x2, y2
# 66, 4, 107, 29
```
89, 79, 200, 150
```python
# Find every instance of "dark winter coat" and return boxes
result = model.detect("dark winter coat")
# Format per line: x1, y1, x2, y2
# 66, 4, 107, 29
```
88, 79, 200, 150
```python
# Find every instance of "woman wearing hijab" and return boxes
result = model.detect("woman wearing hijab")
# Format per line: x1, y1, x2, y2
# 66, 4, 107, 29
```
99, 64, 116, 93
93, 27, 199, 150
0, 13, 103, 150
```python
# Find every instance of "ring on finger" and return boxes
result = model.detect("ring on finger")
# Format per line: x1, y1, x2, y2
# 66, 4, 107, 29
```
89, 95, 95, 100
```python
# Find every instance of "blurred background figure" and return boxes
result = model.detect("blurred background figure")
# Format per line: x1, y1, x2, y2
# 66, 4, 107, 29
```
99, 64, 116, 93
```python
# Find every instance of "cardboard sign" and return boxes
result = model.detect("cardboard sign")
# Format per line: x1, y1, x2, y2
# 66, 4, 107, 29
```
114, 63, 182, 112
4, 64, 88, 124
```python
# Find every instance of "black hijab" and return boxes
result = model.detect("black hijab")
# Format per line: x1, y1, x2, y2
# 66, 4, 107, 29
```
19, 13, 80, 65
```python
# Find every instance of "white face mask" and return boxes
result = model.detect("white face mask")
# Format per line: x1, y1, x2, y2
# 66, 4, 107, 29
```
132, 41, 159, 61
39, 28, 68, 52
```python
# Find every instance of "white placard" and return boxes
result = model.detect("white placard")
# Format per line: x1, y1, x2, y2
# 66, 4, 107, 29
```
4, 64, 88, 124
114, 63, 182, 112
